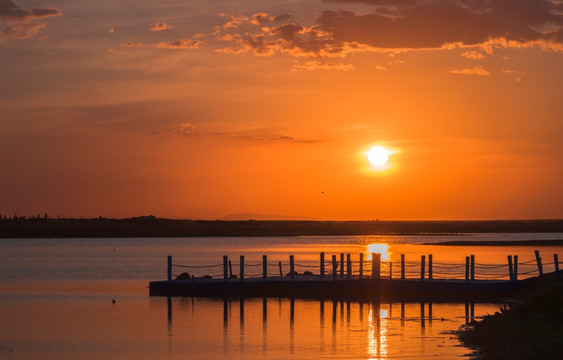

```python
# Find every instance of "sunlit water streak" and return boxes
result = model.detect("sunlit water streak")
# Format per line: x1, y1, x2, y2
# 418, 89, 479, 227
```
0, 234, 561, 359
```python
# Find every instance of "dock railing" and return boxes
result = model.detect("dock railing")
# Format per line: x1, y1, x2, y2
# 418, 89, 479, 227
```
166, 250, 561, 282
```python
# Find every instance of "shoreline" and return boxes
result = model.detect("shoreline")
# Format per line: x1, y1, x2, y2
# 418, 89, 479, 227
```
426, 239, 563, 246
1, 217, 563, 238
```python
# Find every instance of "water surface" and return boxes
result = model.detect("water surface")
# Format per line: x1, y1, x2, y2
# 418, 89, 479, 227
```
1, 234, 561, 359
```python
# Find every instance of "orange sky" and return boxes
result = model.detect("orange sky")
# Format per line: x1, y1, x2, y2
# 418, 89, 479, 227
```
0, 0, 562, 220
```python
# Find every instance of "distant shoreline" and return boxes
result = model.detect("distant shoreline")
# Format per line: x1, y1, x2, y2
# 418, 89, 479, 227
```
427, 239, 563, 246
1, 217, 563, 238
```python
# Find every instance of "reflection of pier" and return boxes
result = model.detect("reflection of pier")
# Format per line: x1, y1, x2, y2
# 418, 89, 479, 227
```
150, 250, 560, 301
165, 297, 480, 358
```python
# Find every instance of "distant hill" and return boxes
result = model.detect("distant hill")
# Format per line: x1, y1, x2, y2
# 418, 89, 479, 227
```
1, 217, 563, 238
219, 213, 317, 221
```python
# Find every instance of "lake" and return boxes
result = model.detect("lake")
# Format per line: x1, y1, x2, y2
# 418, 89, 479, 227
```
1, 233, 562, 359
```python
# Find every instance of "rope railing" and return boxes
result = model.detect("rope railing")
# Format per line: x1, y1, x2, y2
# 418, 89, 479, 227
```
172, 263, 222, 268
294, 263, 319, 268
474, 263, 507, 269
166, 250, 559, 281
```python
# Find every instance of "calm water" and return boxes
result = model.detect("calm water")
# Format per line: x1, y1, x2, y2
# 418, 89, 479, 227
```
1, 234, 562, 359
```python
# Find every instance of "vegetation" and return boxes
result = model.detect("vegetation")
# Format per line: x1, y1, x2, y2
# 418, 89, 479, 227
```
459, 272, 563, 359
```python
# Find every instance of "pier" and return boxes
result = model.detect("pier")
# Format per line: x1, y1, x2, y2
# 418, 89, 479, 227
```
149, 251, 560, 301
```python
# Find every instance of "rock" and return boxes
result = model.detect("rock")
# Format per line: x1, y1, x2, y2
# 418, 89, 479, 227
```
176, 272, 191, 280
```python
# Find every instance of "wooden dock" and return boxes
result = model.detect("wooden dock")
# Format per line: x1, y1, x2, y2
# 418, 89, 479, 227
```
148, 251, 560, 301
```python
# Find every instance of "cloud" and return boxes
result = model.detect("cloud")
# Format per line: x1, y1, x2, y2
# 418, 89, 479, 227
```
220, 12, 276, 30
449, 65, 490, 76
1, 22, 45, 39
108, 27, 115, 34
291, 60, 355, 71
0, 0, 60, 22
502, 68, 525, 81
155, 123, 331, 143
155, 38, 202, 49
149, 21, 173, 32
461, 50, 485, 59
273, 13, 292, 22
315, 0, 563, 51
124, 1, 562, 67
216, 18, 376, 58
121, 41, 145, 48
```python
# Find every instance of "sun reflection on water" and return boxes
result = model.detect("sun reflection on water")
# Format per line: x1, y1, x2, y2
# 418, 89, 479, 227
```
366, 244, 390, 261
367, 305, 388, 359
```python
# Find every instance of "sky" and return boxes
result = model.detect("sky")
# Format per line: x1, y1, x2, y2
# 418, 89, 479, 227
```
0, 0, 562, 220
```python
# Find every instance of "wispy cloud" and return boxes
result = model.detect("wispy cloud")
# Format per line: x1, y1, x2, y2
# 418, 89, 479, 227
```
149, 21, 173, 32
121, 41, 144, 48
155, 123, 332, 144
449, 65, 490, 76
155, 38, 202, 49
502, 68, 525, 82
1, 22, 44, 39
461, 50, 485, 59
291, 60, 354, 71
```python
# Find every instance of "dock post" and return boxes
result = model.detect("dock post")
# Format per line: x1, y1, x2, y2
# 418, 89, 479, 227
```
278, 261, 283, 277
555, 254, 560, 272
514, 255, 518, 280
535, 250, 543, 276
359, 253, 364, 279
340, 253, 344, 278
223, 255, 228, 281
167, 255, 172, 281
372, 253, 381, 279
428, 254, 433, 280
470, 255, 475, 280
346, 254, 351, 280
320, 252, 325, 279
332, 255, 337, 280
465, 257, 470, 281
263, 255, 267, 281
507, 255, 514, 281
290, 255, 295, 281
420, 255, 425, 280
240, 255, 245, 282
401, 254, 405, 280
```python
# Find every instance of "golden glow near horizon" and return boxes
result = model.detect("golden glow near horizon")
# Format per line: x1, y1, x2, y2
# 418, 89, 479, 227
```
0, 0, 562, 220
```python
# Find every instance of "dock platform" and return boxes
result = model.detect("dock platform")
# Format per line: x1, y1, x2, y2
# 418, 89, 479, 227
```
149, 276, 536, 301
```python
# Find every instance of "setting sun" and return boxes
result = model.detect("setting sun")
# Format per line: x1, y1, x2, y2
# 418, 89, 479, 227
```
367, 146, 390, 166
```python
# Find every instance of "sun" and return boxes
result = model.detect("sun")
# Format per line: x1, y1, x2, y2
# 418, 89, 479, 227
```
367, 146, 389, 166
